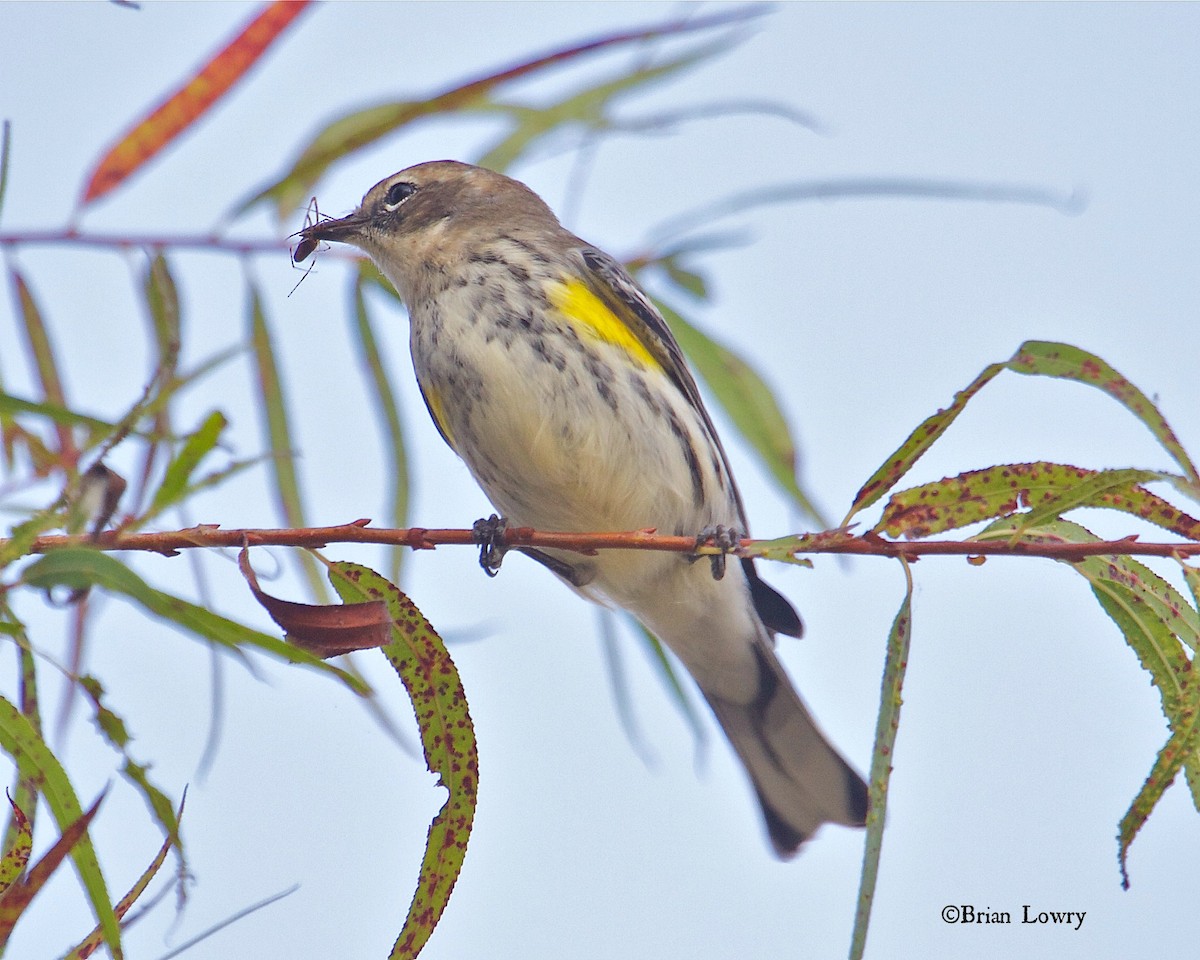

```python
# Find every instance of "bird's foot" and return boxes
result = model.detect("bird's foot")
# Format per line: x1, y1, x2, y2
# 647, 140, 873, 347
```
692, 524, 740, 581
473, 514, 509, 577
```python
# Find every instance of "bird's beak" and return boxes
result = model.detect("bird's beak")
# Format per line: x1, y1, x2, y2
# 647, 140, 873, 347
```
293, 212, 367, 263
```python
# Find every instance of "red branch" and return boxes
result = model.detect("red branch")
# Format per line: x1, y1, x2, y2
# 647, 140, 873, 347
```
12, 522, 1200, 563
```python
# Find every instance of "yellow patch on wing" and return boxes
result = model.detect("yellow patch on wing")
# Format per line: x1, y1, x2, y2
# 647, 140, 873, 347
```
419, 381, 456, 450
548, 278, 660, 370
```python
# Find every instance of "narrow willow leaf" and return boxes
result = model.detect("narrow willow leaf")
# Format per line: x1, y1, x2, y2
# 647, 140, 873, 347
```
21, 549, 368, 694
79, 1, 311, 205
0, 697, 121, 957
146, 411, 227, 516
1007, 341, 1199, 484
1, 605, 40, 855
238, 6, 767, 220
847, 361, 1007, 522
0, 793, 104, 942
596, 611, 655, 766
878, 463, 1200, 540
9, 268, 77, 466
652, 178, 1081, 245
0, 394, 114, 434
851, 562, 913, 960
630, 616, 709, 753
1011, 467, 1184, 535
327, 563, 477, 960
352, 271, 409, 582
75, 675, 185, 863
977, 517, 1200, 882
1181, 563, 1200, 811
63, 797, 184, 960
247, 282, 326, 600
657, 299, 827, 526
0, 795, 31, 895
142, 253, 181, 375
476, 39, 732, 173
0, 120, 11, 226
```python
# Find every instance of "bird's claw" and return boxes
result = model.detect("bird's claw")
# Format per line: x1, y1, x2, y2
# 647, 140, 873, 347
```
473, 514, 509, 577
692, 524, 740, 581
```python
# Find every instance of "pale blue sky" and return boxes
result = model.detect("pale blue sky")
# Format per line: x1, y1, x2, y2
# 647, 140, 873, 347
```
2, 3, 1199, 958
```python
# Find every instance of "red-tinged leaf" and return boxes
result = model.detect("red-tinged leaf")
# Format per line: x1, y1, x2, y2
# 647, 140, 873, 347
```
0, 795, 31, 897
79, 0, 312, 206
239, 547, 390, 658
878, 463, 1200, 540
327, 563, 476, 960
0, 793, 105, 949
850, 340, 1198, 526
1008, 341, 1199, 485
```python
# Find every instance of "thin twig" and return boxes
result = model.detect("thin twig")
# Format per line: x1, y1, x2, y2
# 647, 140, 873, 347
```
9, 522, 1200, 563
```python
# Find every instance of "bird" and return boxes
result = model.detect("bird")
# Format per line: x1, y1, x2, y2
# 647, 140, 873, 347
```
296, 160, 867, 856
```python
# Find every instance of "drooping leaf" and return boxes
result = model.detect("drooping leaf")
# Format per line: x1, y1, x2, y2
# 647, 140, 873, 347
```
79, 0, 312, 205
0, 697, 121, 957
327, 563, 476, 960
851, 561, 914, 960
1008, 341, 1199, 485
240, 546, 390, 658
975, 516, 1200, 885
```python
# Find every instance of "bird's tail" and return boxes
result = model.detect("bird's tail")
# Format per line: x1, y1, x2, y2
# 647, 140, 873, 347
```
702, 642, 869, 857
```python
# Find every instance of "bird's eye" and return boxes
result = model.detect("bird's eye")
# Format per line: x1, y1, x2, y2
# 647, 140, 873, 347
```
383, 181, 417, 209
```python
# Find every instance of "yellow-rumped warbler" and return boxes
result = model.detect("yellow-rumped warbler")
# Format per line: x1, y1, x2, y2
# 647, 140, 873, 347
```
298, 160, 867, 856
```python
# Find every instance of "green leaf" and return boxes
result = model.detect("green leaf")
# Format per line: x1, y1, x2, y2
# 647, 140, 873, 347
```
327, 563, 477, 960
247, 282, 326, 601
657, 298, 828, 526
629, 616, 709, 752
0, 393, 114, 434
146, 411, 227, 516
0, 697, 121, 957
975, 517, 1200, 883
73, 674, 185, 867
21, 549, 367, 694
851, 561, 914, 960
352, 271, 409, 582
61, 806, 180, 960
476, 39, 730, 173
0, 120, 11, 227
1008, 341, 1199, 484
